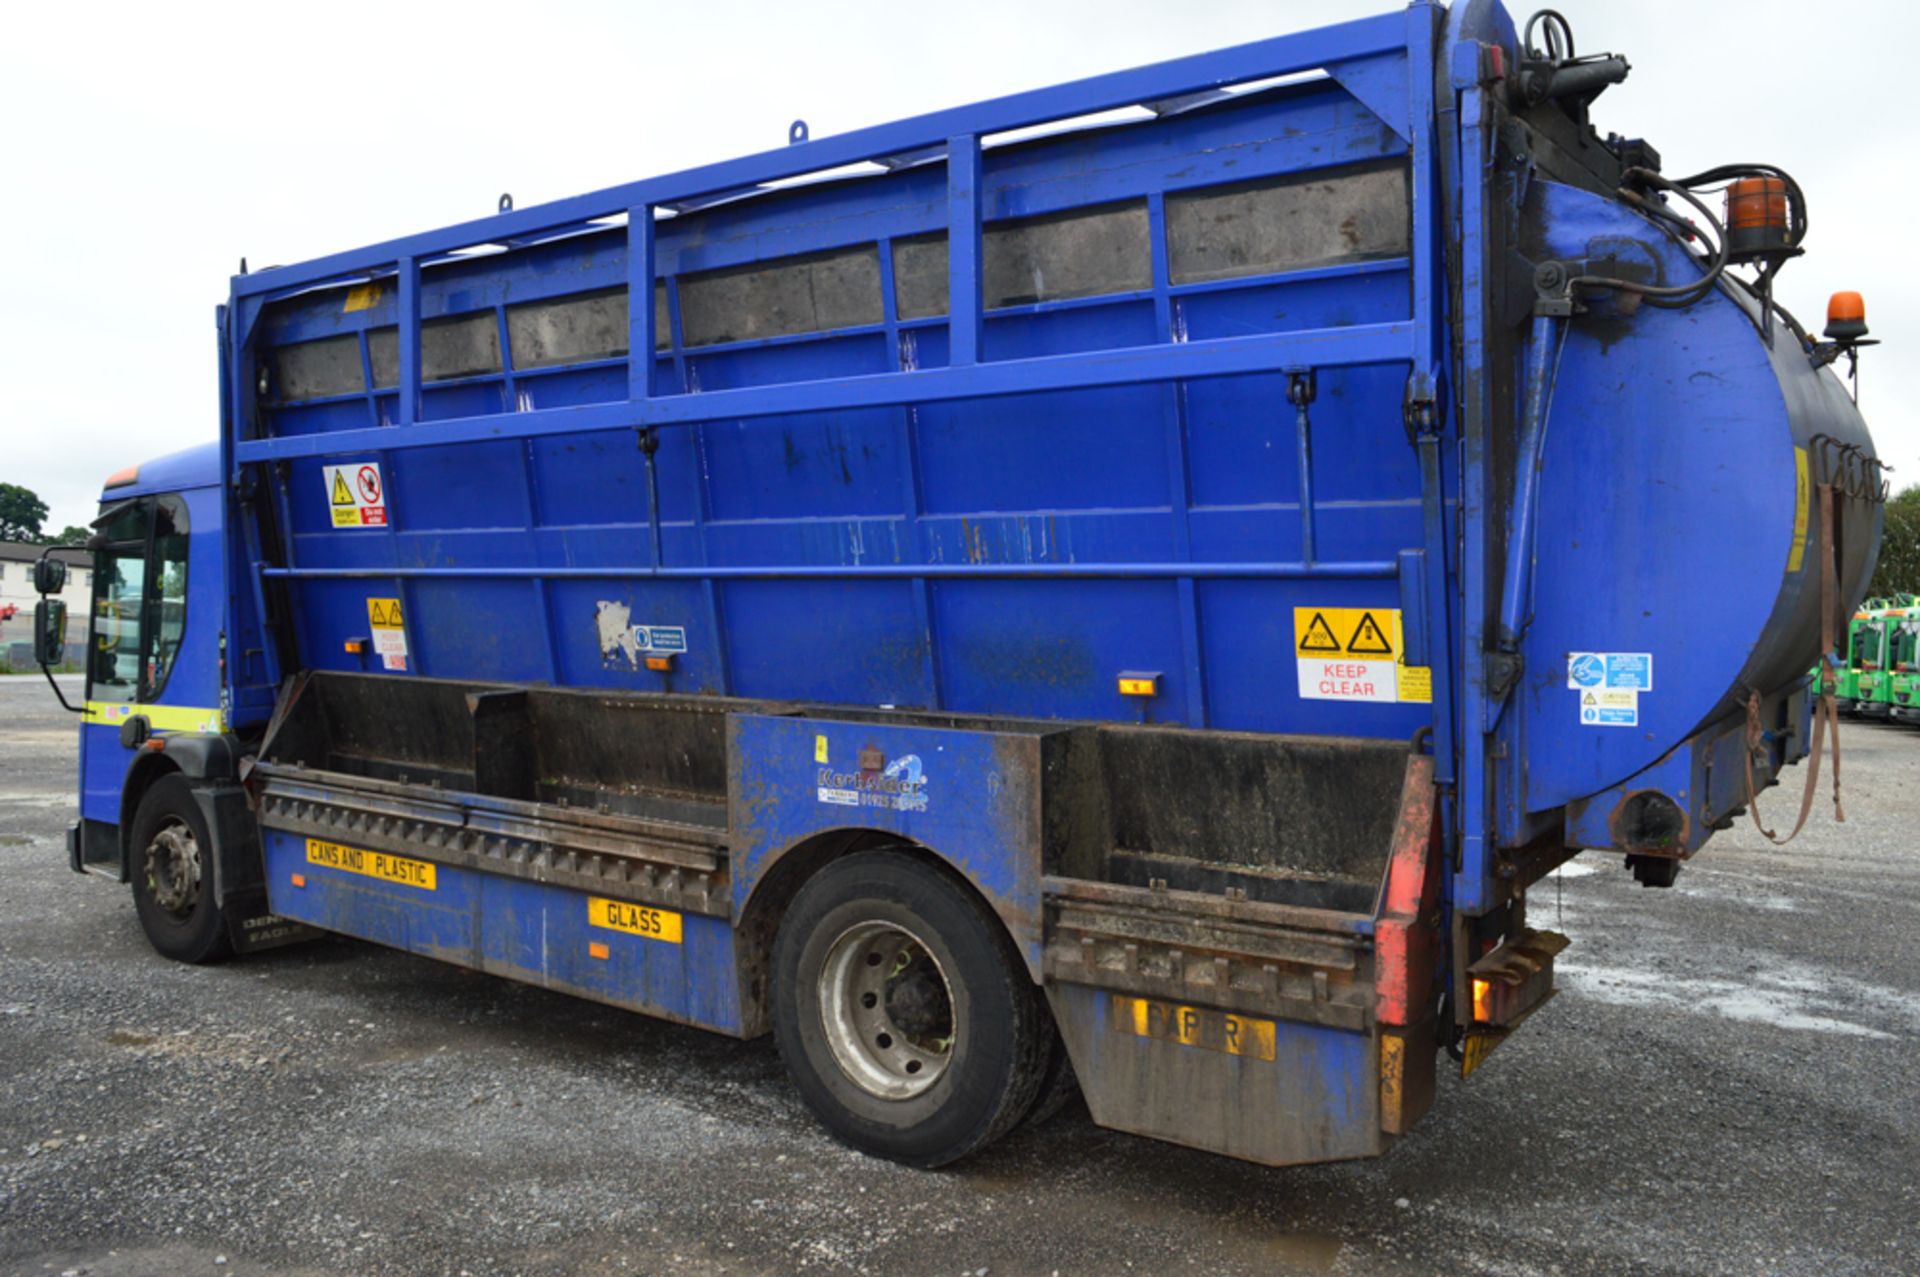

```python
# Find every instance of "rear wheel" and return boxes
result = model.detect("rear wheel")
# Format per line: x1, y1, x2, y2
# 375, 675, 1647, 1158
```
130, 775, 232, 964
772, 850, 1050, 1167
1020, 1030, 1081, 1130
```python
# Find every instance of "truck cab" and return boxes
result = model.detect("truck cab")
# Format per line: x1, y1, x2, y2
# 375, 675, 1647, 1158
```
1845, 597, 1916, 721
62, 445, 294, 957
1885, 600, 1920, 722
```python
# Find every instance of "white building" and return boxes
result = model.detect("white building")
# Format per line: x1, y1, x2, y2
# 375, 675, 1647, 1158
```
0, 541, 94, 661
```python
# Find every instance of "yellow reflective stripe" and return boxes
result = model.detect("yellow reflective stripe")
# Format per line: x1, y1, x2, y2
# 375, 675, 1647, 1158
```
82, 701, 225, 733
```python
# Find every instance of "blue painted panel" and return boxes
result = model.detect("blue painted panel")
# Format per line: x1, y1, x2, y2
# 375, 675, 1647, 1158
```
407, 576, 549, 682
79, 724, 129, 825
1185, 365, 1419, 511
721, 579, 930, 706
530, 430, 652, 528
390, 441, 531, 532
262, 829, 743, 1034
701, 408, 905, 521
1178, 267, 1411, 348
932, 578, 1187, 722
110, 443, 220, 499
728, 714, 1041, 971
416, 379, 507, 424
917, 387, 1170, 517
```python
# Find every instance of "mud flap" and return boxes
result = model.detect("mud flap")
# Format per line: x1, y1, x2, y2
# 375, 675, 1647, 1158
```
1046, 984, 1383, 1166
1041, 754, 1443, 1167
192, 784, 320, 954
224, 889, 324, 954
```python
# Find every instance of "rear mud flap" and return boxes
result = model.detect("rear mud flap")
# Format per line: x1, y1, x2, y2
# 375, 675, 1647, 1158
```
1040, 754, 1443, 1166
1046, 984, 1385, 1166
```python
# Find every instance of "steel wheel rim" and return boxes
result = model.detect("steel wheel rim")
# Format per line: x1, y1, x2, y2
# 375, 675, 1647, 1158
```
817, 920, 956, 1100
145, 818, 202, 918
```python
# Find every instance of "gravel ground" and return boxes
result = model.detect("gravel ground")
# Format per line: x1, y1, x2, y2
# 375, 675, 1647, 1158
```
2, 673, 1916, 1276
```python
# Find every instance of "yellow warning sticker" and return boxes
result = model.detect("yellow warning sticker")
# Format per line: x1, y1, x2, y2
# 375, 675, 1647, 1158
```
1786, 446, 1810, 574
587, 897, 684, 945
814, 734, 829, 763
1292, 607, 1431, 705
365, 597, 409, 671
323, 462, 388, 529
305, 838, 437, 890
1392, 613, 1432, 704
343, 282, 382, 313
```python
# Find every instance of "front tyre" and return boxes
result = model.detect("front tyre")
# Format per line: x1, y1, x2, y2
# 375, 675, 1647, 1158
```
130, 775, 232, 964
772, 851, 1050, 1167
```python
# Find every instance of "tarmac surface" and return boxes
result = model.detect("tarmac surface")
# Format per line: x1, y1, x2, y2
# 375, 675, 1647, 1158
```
2, 673, 1916, 1276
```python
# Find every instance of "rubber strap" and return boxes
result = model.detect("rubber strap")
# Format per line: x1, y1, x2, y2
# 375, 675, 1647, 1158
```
1743, 475, 1845, 843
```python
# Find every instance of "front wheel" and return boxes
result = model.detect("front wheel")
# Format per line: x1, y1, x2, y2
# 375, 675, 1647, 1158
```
771, 850, 1051, 1167
130, 775, 232, 964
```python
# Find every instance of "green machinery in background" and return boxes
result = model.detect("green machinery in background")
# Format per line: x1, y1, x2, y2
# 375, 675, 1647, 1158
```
1833, 595, 1920, 720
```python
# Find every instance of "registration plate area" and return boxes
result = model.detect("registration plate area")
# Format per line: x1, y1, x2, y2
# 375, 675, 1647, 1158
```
1047, 984, 1381, 1167
1113, 995, 1279, 1061
262, 830, 742, 1033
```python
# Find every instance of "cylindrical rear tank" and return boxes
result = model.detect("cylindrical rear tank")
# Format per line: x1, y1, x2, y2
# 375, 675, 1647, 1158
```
1515, 178, 1878, 819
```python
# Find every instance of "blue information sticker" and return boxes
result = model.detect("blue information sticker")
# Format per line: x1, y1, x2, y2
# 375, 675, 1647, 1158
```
1604, 653, 1651, 690
645, 625, 688, 654
1567, 652, 1652, 692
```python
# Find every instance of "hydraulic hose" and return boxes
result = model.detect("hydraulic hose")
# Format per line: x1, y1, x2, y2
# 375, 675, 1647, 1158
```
1569, 168, 1730, 309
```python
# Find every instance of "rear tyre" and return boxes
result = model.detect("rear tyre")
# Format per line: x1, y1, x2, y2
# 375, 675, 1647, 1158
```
1020, 1029, 1081, 1130
772, 850, 1049, 1167
130, 775, 233, 965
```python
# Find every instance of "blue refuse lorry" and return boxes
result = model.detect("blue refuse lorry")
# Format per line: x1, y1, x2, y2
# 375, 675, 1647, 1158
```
28, 0, 1882, 1168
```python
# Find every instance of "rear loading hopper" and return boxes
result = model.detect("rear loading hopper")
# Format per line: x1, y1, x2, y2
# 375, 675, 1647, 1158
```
253, 671, 1460, 1165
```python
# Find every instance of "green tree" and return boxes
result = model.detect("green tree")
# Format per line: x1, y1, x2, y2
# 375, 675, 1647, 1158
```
0, 483, 48, 541
51, 525, 91, 547
1868, 482, 1920, 599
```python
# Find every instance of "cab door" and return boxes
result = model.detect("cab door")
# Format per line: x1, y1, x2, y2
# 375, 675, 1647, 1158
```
77, 494, 203, 865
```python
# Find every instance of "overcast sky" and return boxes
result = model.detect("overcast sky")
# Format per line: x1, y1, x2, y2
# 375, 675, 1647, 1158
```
3, 0, 1913, 533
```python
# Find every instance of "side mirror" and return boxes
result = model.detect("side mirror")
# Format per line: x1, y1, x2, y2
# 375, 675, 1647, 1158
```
33, 600, 68, 667
32, 557, 68, 595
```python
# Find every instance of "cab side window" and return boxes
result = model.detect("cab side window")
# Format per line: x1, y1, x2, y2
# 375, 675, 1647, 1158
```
85, 495, 190, 703
89, 503, 149, 699
146, 497, 189, 697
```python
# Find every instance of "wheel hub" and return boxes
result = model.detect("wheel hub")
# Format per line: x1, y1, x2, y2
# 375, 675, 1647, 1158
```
145, 820, 202, 917
818, 921, 955, 1100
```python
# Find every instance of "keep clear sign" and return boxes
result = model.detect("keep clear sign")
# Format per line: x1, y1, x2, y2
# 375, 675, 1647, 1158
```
367, 596, 409, 672
1293, 607, 1432, 705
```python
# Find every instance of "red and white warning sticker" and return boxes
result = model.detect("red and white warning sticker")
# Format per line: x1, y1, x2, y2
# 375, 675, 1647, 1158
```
326, 462, 388, 528
1293, 607, 1431, 704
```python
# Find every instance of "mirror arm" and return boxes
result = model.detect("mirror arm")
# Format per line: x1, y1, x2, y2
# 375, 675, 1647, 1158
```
41, 662, 83, 714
